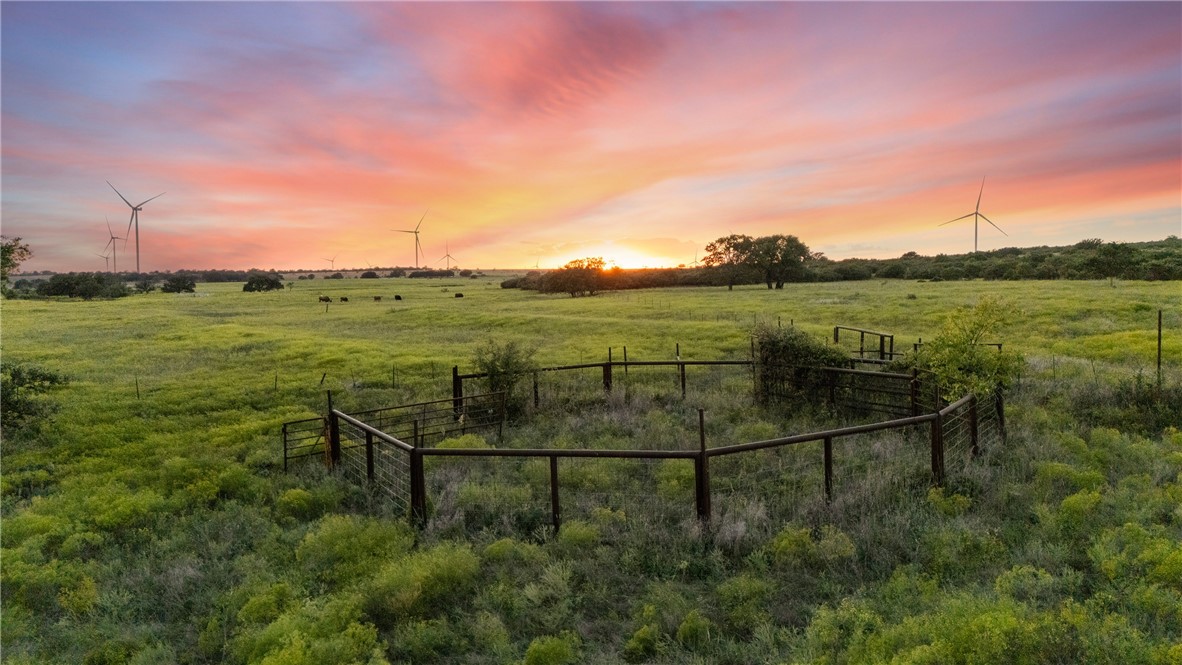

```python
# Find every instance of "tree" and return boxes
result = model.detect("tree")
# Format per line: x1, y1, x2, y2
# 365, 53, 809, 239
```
748, 234, 812, 289
1, 236, 32, 285
360, 271, 379, 279
703, 234, 753, 291
1089, 242, 1139, 286
243, 273, 284, 292
540, 257, 606, 297
161, 275, 197, 293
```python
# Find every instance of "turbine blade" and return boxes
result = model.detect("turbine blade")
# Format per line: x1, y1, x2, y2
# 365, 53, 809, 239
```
938, 213, 975, 226
125, 212, 135, 239
975, 176, 985, 212
137, 192, 165, 207
416, 209, 428, 231
107, 181, 134, 208
979, 213, 1008, 236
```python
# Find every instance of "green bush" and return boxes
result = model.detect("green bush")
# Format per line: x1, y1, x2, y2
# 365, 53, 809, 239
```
296, 514, 414, 585
473, 339, 538, 418
363, 543, 480, 627
900, 296, 1024, 401
676, 609, 714, 650
523, 632, 580, 665
1, 362, 67, 433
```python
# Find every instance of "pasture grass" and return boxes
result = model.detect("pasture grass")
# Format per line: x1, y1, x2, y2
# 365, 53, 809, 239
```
1, 277, 1179, 663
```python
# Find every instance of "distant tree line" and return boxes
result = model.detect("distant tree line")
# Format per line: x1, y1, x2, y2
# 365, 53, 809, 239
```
502, 236, 1182, 295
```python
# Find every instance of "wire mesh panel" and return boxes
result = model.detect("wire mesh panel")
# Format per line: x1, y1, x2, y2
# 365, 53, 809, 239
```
282, 417, 327, 470
711, 442, 828, 527
421, 455, 552, 539
334, 418, 411, 513
833, 371, 915, 419
827, 428, 930, 512
556, 456, 696, 529
528, 366, 612, 412
349, 392, 504, 448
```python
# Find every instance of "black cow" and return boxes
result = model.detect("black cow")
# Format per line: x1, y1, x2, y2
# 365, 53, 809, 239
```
454, 293, 464, 298
394, 295, 403, 301
373, 296, 382, 302
318, 295, 331, 303
339, 296, 349, 302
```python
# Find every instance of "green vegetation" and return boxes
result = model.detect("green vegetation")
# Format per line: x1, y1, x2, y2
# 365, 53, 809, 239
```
1, 276, 1178, 663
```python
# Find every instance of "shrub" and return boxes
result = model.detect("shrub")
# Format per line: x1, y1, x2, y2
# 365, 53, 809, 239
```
900, 296, 1024, 401
753, 324, 849, 403
622, 622, 661, 662
523, 632, 580, 665
363, 543, 480, 627
161, 275, 197, 293
296, 514, 414, 585
36, 272, 128, 299
359, 271, 379, 279
1, 362, 67, 432
472, 339, 538, 419
243, 273, 284, 292
676, 609, 713, 650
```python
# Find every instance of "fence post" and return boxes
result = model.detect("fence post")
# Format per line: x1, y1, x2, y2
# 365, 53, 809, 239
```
879, 335, 886, 361
550, 455, 561, 535
695, 408, 711, 521
327, 390, 341, 468
603, 362, 613, 392
282, 423, 289, 473
824, 435, 833, 502
680, 362, 687, 399
1158, 309, 1163, 396
930, 409, 945, 486
533, 372, 540, 409
910, 369, 919, 416
995, 386, 1007, 443
833, 326, 839, 344
969, 395, 979, 458
859, 331, 865, 358
623, 346, 628, 374
452, 366, 463, 420
365, 430, 375, 482
410, 420, 426, 528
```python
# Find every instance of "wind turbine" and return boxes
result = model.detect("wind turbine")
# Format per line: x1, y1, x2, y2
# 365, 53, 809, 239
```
939, 177, 1007, 253
107, 181, 164, 273
322, 254, 338, 271
438, 242, 457, 270
394, 209, 427, 267
104, 217, 124, 273
95, 252, 111, 272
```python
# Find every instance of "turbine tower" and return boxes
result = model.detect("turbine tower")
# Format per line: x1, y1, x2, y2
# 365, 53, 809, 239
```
939, 176, 1007, 253
438, 242, 456, 270
95, 252, 111, 271
104, 217, 124, 273
107, 181, 164, 273
394, 209, 427, 268
322, 254, 338, 271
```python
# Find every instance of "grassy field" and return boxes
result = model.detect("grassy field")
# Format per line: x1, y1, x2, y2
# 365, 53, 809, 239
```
1, 277, 1179, 663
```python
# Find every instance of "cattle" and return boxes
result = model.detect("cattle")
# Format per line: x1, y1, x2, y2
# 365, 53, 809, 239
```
318, 295, 331, 303
394, 295, 403, 301
454, 293, 464, 298
339, 296, 349, 302
373, 296, 382, 302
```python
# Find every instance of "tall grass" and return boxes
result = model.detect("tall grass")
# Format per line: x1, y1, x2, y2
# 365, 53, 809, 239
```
1, 277, 1178, 662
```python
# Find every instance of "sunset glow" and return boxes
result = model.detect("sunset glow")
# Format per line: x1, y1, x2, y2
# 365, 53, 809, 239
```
2, 2, 1179, 273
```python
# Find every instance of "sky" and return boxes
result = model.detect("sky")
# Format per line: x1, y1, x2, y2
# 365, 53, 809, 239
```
2, 1, 1180, 273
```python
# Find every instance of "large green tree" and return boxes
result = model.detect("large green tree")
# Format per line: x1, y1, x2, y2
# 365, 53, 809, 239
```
702, 234, 753, 291
540, 257, 606, 297
748, 234, 812, 289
